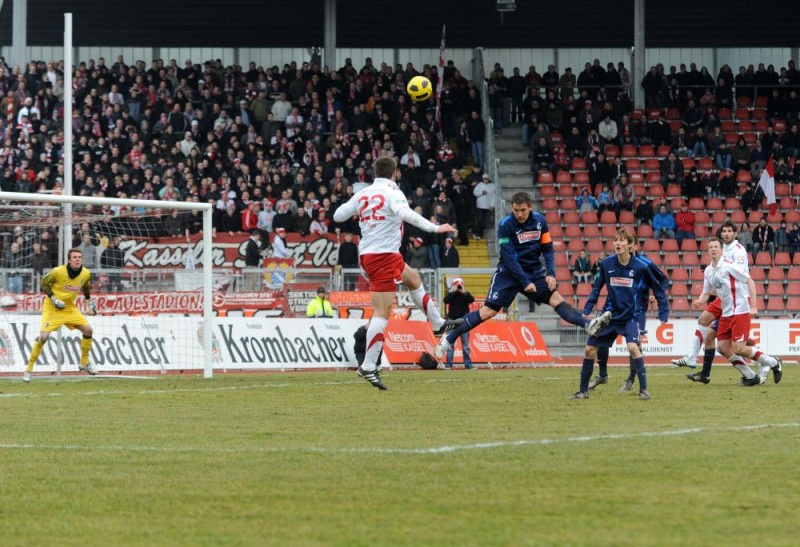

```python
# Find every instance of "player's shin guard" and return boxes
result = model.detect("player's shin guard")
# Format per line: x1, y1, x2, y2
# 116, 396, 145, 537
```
362, 317, 388, 371
80, 336, 93, 366
597, 346, 609, 378
632, 357, 646, 390
580, 358, 594, 392
446, 310, 482, 345
688, 325, 710, 362
554, 302, 588, 328
26, 339, 45, 372
410, 286, 445, 331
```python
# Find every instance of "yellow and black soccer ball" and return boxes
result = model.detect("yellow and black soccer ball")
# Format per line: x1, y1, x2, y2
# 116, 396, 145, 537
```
406, 76, 433, 102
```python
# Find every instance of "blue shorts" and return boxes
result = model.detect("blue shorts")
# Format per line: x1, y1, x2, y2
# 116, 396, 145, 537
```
587, 319, 641, 349
485, 268, 553, 310
638, 313, 647, 334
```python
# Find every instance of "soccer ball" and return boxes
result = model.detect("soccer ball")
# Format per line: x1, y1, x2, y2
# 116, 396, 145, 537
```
407, 76, 433, 102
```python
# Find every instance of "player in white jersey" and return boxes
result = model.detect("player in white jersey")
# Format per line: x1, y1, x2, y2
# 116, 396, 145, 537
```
333, 155, 460, 390
692, 237, 782, 386
674, 221, 758, 381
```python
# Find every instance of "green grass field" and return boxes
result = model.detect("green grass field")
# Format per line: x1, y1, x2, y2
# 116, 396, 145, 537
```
2, 366, 800, 546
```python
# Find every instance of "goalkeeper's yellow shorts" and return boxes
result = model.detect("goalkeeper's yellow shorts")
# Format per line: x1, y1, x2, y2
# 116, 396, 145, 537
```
41, 307, 89, 332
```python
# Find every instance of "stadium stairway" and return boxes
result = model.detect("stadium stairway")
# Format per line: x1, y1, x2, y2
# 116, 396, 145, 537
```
494, 130, 585, 356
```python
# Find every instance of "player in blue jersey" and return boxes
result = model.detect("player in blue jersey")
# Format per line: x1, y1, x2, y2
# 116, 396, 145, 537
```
434, 192, 612, 362
587, 235, 670, 392
571, 229, 669, 400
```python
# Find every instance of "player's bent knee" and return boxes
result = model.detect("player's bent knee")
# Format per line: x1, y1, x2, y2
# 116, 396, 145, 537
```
584, 347, 598, 359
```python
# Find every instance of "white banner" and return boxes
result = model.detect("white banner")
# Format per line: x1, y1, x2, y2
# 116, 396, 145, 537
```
610, 319, 800, 357
0, 317, 366, 373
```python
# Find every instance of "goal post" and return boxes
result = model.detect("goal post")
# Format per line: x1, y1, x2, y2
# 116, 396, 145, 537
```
0, 191, 215, 378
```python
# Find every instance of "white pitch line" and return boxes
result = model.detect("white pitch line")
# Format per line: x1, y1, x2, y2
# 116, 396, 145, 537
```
1, 422, 798, 455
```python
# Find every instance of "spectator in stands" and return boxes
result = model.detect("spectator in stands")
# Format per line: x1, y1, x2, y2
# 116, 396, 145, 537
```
507, 67, 526, 125
708, 126, 725, 156
653, 205, 676, 240
740, 182, 764, 213
717, 168, 737, 196
76, 233, 99, 270
775, 221, 791, 253
781, 124, 800, 159
588, 152, 612, 194
674, 203, 696, 247
732, 136, 751, 172
441, 237, 459, 268
598, 115, 618, 148
737, 222, 754, 252
715, 141, 733, 171
683, 166, 705, 199
100, 237, 125, 292
467, 111, 485, 168
788, 222, 800, 258
598, 184, 614, 214
612, 175, 634, 219
30, 242, 53, 276
672, 127, 693, 158
2, 241, 27, 293
635, 196, 655, 226
473, 173, 495, 240
690, 128, 710, 158
641, 66, 665, 109
257, 200, 275, 235
406, 237, 429, 269
749, 140, 769, 180
660, 151, 684, 191
488, 69, 507, 135
649, 114, 672, 146
576, 187, 599, 214
752, 217, 776, 261
572, 249, 593, 284
531, 136, 554, 181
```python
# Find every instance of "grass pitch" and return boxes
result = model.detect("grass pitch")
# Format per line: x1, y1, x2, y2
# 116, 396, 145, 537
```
2, 366, 799, 546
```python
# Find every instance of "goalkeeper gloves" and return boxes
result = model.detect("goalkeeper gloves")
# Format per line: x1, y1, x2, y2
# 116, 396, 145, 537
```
88, 300, 97, 315
50, 295, 65, 309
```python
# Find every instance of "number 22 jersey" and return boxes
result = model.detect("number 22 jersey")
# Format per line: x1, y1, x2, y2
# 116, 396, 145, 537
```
335, 178, 411, 255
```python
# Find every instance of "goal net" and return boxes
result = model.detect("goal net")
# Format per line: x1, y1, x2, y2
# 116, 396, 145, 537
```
0, 191, 214, 378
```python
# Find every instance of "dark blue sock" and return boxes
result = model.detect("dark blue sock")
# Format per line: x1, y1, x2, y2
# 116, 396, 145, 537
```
555, 302, 589, 329
446, 310, 483, 344
627, 344, 641, 382
580, 358, 594, 392
597, 347, 609, 378
633, 357, 646, 390
700, 348, 715, 377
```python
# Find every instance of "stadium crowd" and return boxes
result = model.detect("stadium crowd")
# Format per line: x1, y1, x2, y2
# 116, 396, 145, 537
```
0, 54, 493, 279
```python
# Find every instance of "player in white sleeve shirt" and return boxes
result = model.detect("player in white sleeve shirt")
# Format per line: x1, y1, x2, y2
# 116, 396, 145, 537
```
692, 237, 782, 386
333, 156, 461, 390
674, 220, 758, 376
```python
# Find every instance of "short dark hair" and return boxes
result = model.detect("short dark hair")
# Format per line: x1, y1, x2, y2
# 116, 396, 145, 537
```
373, 156, 397, 179
718, 220, 738, 235
68, 248, 82, 259
708, 236, 723, 247
511, 192, 531, 205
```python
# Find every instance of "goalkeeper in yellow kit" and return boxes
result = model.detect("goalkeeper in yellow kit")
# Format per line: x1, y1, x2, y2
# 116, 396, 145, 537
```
23, 248, 98, 383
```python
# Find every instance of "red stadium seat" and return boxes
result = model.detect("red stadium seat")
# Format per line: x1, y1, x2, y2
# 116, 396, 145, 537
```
681, 158, 696, 171
565, 226, 583, 240
747, 210, 763, 225
661, 239, 679, 253
586, 239, 605, 253
540, 184, 556, 198
601, 225, 618, 238
681, 239, 698, 252
642, 239, 660, 253
622, 144, 638, 159
671, 268, 689, 282
750, 267, 766, 281
571, 157, 587, 171
738, 120, 754, 133
735, 107, 750, 121
694, 211, 710, 226
556, 170, 572, 185
545, 211, 560, 225
706, 197, 723, 211
574, 171, 590, 185
581, 211, 599, 225
681, 254, 700, 268
625, 158, 642, 171
779, 197, 795, 211
656, 145, 672, 158
773, 119, 787, 133
691, 267, 706, 282
558, 184, 575, 198
766, 298, 787, 315
662, 253, 681, 268
786, 210, 800, 224
785, 297, 800, 315
766, 282, 785, 297
538, 171, 554, 184
767, 268, 786, 283
737, 170, 752, 184
637, 224, 653, 239
755, 253, 772, 267
774, 252, 791, 267
600, 211, 617, 225
730, 210, 746, 224
629, 171, 644, 185
562, 211, 580, 224
643, 158, 661, 172
718, 108, 733, 120
711, 211, 729, 225
688, 197, 705, 210
542, 198, 559, 211
561, 198, 578, 211
670, 283, 689, 297
619, 211, 635, 224
638, 144, 655, 158
671, 299, 690, 313
720, 120, 736, 132
604, 144, 620, 158
583, 224, 600, 239
697, 157, 714, 171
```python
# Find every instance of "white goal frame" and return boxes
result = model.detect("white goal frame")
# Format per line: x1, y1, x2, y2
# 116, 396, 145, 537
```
0, 191, 215, 378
